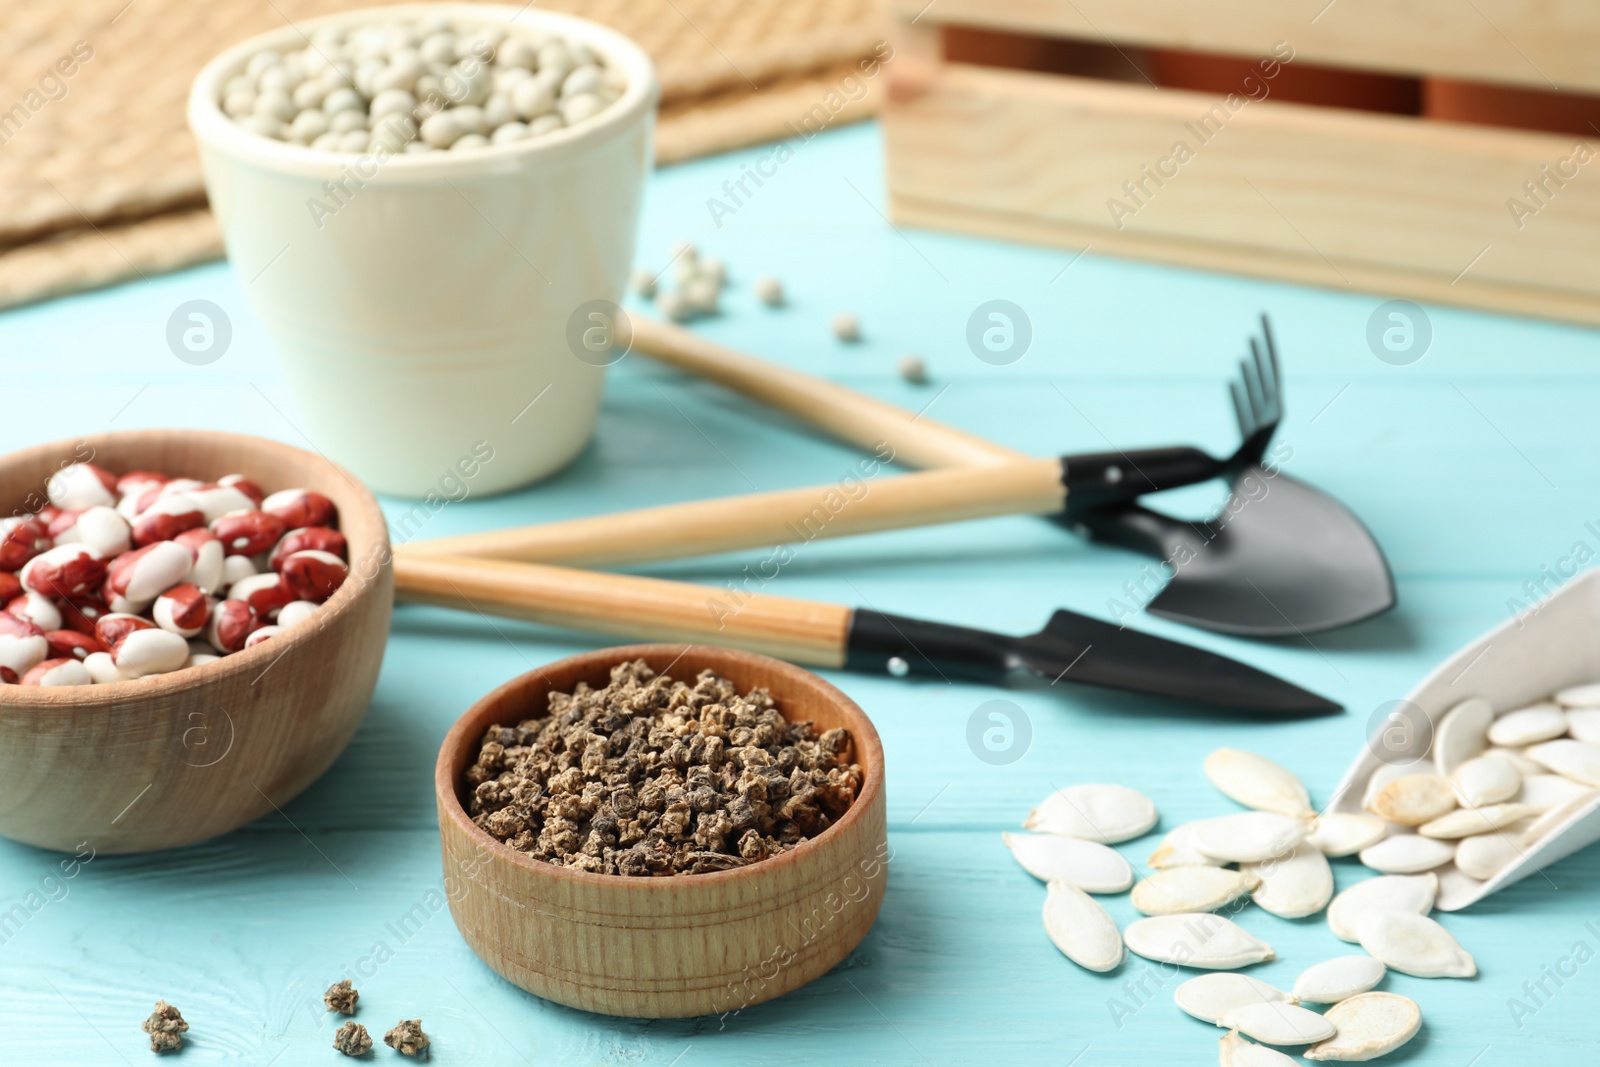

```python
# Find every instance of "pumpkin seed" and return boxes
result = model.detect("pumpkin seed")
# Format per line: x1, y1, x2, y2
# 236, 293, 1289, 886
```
1418, 802, 1537, 839
1326, 873, 1438, 943
1024, 783, 1158, 843
1148, 820, 1226, 869
1566, 707, 1600, 742
1435, 865, 1485, 911
1131, 866, 1261, 916
1365, 773, 1457, 826
1001, 832, 1134, 892
1292, 955, 1386, 1004
1123, 913, 1275, 969
1042, 880, 1124, 973
1306, 813, 1387, 857
1204, 748, 1314, 817
1304, 992, 1422, 1061
1517, 773, 1593, 811
1174, 973, 1295, 1024
1454, 830, 1522, 880
1361, 760, 1415, 809
1358, 833, 1456, 874
1217, 1001, 1336, 1046
1193, 812, 1308, 864
1518, 788, 1600, 846
1244, 843, 1334, 919
1220, 1030, 1301, 1067
1432, 697, 1492, 775
1484, 746, 1544, 776
1356, 911, 1476, 978
1555, 683, 1600, 707
1524, 738, 1600, 785
1487, 702, 1568, 747
1450, 755, 1521, 806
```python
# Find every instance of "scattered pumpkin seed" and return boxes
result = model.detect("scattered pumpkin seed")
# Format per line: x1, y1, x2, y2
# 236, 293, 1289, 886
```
1454, 830, 1522, 880
1130, 866, 1261, 916
1487, 702, 1568, 747
1358, 833, 1456, 874
1292, 955, 1386, 1004
1024, 783, 1158, 843
1193, 812, 1307, 864
1203, 748, 1314, 817
1306, 813, 1387, 857
1123, 913, 1275, 969
1243, 842, 1334, 919
1365, 773, 1457, 826
1303, 992, 1422, 1061
1419, 802, 1537, 839
1042, 879, 1124, 972
1174, 973, 1295, 1024
1001, 831, 1133, 893
1326, 873, 1438, 943
1220, 1029, 1301, 1067
1216, 1001, 1336, 1046
1147, 820, 1225, 869
1450, 755, 1521, 806
1432, 697, 1492, 775
1356, 911, 1476, 978
1523, 738, 1600, 785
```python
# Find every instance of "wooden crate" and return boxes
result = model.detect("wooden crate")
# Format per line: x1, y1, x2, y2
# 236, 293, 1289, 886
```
882, 1, 1600, 325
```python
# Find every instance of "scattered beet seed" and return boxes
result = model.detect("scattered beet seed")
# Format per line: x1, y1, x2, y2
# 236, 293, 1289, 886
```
334, 1021, 373, 1057
140, 1000, 188, 1053
324, 978, 359, 1014
384, 1019, 430, 1057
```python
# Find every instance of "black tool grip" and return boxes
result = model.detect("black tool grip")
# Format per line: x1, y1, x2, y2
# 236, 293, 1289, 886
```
1057, 446, 1221, 518
844, 610, 1015, 684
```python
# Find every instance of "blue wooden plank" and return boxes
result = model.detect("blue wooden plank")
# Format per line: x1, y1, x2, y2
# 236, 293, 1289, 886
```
1, 120, 1598, 1064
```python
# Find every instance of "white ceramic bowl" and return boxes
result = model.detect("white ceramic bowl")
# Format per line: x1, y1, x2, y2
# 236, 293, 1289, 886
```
189, 5, 658, 498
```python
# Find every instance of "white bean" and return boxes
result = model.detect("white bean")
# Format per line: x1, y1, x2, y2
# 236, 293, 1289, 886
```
322, 85, 362, 114
490, 121, 529, 144
511, 78, 555, 119
559, 92, 603, 124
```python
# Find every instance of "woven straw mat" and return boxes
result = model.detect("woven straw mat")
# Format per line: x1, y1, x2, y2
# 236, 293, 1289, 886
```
0, 0, 887, 309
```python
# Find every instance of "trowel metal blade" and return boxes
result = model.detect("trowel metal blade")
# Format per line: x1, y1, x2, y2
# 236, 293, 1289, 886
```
1081, 469, 1396, 637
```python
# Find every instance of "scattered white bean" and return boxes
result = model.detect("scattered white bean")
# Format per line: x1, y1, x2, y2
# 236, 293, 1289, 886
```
754, 275, 784, 306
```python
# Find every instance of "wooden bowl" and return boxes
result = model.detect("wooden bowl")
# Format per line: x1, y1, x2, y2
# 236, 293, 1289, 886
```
435, 644, 888, 1019
0, 430, 391, 854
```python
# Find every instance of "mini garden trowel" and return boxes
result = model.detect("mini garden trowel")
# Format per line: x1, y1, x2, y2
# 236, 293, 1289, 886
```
393, 554, 1340, 714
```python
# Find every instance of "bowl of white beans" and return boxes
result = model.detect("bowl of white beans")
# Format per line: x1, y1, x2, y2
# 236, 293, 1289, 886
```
188, 5, 658, 498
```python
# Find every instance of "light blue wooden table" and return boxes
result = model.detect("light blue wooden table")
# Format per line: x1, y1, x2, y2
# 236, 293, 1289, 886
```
2, 121, 1597, 1064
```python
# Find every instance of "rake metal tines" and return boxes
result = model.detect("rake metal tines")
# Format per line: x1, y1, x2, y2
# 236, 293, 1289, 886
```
1226, 314, 1284, 471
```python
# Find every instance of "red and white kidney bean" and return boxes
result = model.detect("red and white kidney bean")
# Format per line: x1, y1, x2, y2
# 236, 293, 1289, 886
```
0, 463, 346, 687
23, 658, 93, 687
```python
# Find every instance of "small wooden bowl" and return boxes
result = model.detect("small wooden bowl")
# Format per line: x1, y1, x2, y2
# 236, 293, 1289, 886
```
0, 430, 391, 854
435, 644, 888, 1018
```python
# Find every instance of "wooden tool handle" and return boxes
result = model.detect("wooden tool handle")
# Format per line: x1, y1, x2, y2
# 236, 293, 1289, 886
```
393, 554, 853, 667
629, 317, 1023, 469
399, 457, 1066, 564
